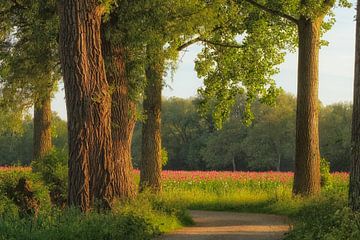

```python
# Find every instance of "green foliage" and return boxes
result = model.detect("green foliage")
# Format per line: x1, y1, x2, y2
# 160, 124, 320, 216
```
195, 0, 297, 128
161, 148, 169, 167
195, 0, 351, 128
0, 0, 60, 116
0, 170, 50, 217
0, 113, 67, 166
131, 94, 352, 172
285, 198, 360, 240
320, 157, 332, 189
31, 149, 68, 202
0, 190, 189, 240
319, 103, 352, 171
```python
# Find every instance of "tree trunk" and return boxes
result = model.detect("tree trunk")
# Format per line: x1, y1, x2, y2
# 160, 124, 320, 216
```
349, 0, 360, 211
232, 157, 236, 172
58, 0, 114, 211
33, 93, 52, 160
293, 17, 322, 196
102, 28, 136, 200
140, 45, 163, 193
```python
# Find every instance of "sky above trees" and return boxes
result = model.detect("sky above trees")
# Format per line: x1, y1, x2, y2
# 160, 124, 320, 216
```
51, 2, 356, 120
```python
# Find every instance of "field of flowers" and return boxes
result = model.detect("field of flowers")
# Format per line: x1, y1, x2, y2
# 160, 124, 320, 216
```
0, 166, 349, 213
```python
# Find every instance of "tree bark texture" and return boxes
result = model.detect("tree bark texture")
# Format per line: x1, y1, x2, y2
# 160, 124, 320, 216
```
140, 45, 164, 193
349, 0, 360, 212
33, 93, 52, 160
293, 17, 322, 196
102, 28, 136, 200
58, 0, 114, 211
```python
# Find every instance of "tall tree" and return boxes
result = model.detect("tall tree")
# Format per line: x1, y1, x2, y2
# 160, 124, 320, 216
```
33, 93, 52, 159
58, 0, 115, 211
350, 0, 360, 212
0, 0, 59, 160
137, 0, 233, 192
140, 45, 164, 192
101, 18, 138, 200
198, 0, 349, 196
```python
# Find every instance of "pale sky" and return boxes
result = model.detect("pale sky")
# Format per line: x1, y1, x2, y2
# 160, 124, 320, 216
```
52, 3, 357, 120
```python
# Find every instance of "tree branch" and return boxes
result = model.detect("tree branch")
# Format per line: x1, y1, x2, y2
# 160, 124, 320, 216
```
177, 37, 201, 51
243, 0, 299, 25
200, 38, 243, 49
177, 36, 243, 51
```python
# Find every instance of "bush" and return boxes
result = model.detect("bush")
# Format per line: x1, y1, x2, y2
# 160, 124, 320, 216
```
0, 192, 188, 240
285, 196, 360, 240
320, 157, 332, 189
31, 149, 68, 207
0, 170, 50, 217
161, 148, 169, 167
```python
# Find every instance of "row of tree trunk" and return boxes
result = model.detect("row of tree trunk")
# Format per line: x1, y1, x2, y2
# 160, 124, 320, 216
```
32, 0, 360, 212
55, 0, 164, 211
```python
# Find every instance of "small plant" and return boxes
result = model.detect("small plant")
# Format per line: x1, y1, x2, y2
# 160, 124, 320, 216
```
161, 148, 169, 167
320, 157, 332, 189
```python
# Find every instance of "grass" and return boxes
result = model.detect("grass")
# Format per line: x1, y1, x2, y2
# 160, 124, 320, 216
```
159, 170, 356, 240
0, 167, 357, 239
0, 168, 191, 240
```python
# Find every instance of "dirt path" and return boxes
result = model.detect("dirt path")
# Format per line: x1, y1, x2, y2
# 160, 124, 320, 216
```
158, 210, 291, 240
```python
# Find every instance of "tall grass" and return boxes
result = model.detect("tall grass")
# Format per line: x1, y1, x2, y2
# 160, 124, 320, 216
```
0, 167, 355, 239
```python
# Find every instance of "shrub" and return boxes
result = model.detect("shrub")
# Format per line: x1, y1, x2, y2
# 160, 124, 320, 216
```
285, 196, 360, 240
320, 157, 332, 189
0, 170, 50, 217
31, 149, 67, 207
0, 193, 187, 240
161, 148, 169, 167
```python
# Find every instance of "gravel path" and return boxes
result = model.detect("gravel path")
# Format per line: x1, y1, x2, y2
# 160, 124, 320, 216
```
158, 210, 291, 240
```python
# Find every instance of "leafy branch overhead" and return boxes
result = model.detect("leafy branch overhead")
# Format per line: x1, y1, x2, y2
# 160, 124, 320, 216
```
195, 0, 350, 129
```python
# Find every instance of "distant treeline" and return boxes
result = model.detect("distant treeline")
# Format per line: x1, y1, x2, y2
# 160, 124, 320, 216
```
0, 93, 351, 172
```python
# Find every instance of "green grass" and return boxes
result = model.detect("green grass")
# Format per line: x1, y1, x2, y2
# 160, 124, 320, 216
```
0, 170, 191, 240
0, 193, 192, 240
0, 168, 356, 239
160, 173, 357, 240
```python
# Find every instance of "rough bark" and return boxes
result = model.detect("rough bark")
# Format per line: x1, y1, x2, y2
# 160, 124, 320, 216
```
293, 17, 322, 196
140, 45, 164, 193
58, 0, 114, 211
102, 27, 136, 200
33, 93, 52, 160
349, 0, 360, 211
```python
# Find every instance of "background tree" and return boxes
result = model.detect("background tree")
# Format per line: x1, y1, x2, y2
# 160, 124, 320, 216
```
196, 0, 350, 196
320, 103, 352, 171
0, 0, 60, 160
242, 93, 296, 171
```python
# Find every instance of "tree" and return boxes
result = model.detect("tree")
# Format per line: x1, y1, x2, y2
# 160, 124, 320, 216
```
0, 0, 60, 160
320, 103, 351, 171
161, 97, 205, 169
0, 113, 67, 166
242, 93, 296, 171
58, 0, 115, 211
197, 0, 350, 196
101, 7, 138, 200
131, 0, 223, 192
350, 0, 360, 212
140, 45, 164, 192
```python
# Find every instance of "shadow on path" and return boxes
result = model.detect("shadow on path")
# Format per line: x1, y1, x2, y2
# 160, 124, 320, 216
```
158, 210, 291, 240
